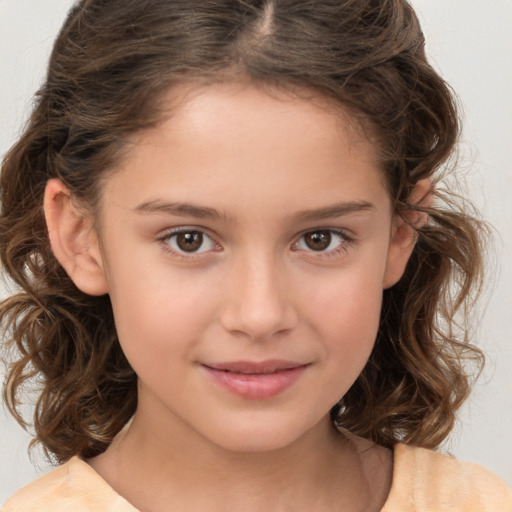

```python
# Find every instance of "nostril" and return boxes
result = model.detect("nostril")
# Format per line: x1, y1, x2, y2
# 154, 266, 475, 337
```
219, 302, 298, 341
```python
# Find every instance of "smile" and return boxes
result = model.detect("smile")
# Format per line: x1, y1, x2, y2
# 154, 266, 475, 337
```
201, 360, 309, 400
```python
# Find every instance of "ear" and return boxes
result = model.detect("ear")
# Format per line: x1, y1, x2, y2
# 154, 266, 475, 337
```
383, 178, 433, 289
44, 179, 108, 296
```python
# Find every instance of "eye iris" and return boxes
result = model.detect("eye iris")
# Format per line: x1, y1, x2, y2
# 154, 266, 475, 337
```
176, 232, 203, 252
304, 230, 331, 251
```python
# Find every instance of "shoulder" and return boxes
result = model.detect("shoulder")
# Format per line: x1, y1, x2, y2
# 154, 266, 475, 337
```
2, 457, 137, 512
382, 443, 512, 511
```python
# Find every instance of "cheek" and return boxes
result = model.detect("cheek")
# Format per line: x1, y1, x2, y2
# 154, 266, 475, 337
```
105, 253, 220, 373
302, 251, 385, 332
320, 285, 382, 361
300, 261, 385, 384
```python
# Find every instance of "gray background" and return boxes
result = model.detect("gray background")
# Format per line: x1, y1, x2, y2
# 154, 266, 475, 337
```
1, 0, 511, 502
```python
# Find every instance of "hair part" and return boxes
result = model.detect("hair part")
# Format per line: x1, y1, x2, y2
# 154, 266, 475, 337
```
1, 0, 485, 463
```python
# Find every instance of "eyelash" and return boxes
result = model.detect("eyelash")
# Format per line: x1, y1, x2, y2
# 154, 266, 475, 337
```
158, 227, 353, 260
158, 227, 221, 260
292, 228, 352, 258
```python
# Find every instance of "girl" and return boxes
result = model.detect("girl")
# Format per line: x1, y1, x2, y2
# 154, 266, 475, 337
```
1, 0, 511, 510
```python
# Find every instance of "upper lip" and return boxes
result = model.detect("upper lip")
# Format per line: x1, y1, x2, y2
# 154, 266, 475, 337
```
203, 360, 308, 374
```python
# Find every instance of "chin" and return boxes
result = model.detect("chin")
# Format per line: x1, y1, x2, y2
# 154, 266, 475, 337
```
200, 412, 329, 454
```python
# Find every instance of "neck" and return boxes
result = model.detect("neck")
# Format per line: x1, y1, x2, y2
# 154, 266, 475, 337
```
88, 403, 391, 512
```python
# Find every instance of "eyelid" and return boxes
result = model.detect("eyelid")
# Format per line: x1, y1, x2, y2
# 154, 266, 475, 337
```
292, 228, 353, 257
157, 225, 354, 261
158, 226, 222, 258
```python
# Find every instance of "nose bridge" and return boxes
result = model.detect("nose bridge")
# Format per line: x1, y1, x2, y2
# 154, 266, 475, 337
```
220, 247, 297, 340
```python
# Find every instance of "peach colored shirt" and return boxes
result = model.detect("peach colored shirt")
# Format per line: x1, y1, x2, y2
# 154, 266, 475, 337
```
3, 443, 512, 511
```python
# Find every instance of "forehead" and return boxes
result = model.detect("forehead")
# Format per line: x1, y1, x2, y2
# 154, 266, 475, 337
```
101, 81, 389, 219
153, 80, 376, 150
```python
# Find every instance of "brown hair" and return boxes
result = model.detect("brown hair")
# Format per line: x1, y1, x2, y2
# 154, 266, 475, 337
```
1, 0, 485, 463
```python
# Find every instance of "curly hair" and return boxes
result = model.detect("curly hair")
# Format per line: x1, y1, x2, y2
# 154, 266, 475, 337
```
1, 0, 485, 463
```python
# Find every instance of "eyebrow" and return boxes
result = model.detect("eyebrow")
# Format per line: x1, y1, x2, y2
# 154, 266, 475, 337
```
133, 199, 374, 222
134, 200, 231, 221
292, 201, 374, 222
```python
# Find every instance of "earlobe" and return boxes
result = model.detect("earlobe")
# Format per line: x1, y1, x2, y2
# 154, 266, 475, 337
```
44, 179, 108, 296
383, 178, 433, 289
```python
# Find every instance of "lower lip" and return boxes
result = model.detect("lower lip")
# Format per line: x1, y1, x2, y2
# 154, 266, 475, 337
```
203, 365, 307, 400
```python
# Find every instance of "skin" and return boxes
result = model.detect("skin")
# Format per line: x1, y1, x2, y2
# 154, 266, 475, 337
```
44, 82, 426, 512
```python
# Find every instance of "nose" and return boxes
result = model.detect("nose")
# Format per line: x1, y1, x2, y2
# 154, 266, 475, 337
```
219, 252, 298, 341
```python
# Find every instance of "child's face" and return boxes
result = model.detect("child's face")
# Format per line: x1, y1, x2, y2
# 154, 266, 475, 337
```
94, 83, 409, 452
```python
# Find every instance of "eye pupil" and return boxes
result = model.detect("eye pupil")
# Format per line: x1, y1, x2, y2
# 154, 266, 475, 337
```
176, 232, 203, 252
304, 230, 331, 251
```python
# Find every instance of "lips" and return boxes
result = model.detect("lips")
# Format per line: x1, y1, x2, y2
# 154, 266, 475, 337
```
204, 360, 306, 374
202, 360, 309, 400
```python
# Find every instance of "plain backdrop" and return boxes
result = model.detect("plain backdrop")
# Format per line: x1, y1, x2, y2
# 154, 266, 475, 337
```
1, 0, 511, 502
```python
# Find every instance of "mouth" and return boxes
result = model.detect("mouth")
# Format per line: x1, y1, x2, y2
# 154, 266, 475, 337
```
203, 360, 307, 375
201, 360, 309, 400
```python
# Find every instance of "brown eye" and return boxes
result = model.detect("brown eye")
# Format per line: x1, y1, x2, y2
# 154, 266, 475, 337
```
296, 229, 346, 253
303, 230, 332, 251
176, 231, 203, 252
166, 230, 217, 254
